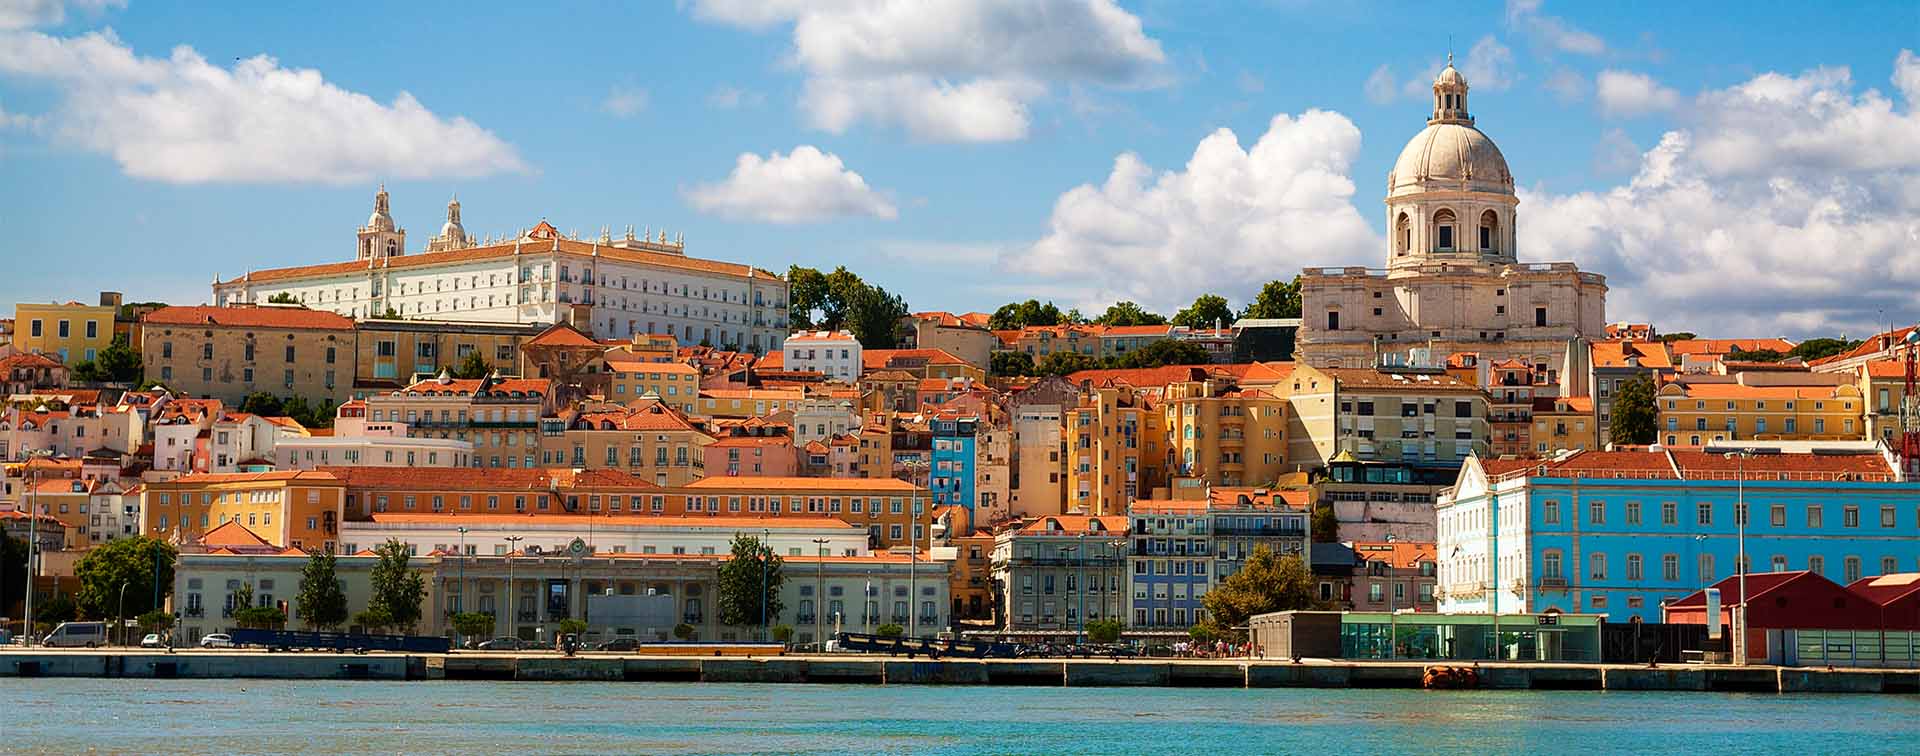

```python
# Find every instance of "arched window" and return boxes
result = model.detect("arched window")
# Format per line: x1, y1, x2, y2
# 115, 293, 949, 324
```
385, 239, 398, 256
362, 239, 371, 258
1395, 213, 1411, 256
1479, 210, 1499, 252
1433, 209, 1456, 251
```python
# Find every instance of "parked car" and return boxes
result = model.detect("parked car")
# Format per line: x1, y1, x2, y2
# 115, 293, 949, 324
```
42, 621, 107, 648
139, 633, 165, 649
199, 633, 235, 649
595, 638, 641, 652
476, 637, 525, 651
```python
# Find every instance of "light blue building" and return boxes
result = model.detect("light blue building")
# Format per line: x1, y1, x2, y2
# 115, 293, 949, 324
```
1128, 486, 1311, 629
929, 413, 979, 517
1437, 446, 1920, 622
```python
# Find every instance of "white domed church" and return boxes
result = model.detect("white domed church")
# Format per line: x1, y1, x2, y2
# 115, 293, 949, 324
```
1297, 57, 1607, 388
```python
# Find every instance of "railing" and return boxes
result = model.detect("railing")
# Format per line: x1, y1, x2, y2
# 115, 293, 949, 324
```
517, 610, 538, 622
185, 607, 204, 618
1213, 526, 1307, 538
684, 614, 703, 624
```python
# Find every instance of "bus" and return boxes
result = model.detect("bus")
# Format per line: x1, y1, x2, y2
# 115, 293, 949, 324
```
42, 621, 108, 648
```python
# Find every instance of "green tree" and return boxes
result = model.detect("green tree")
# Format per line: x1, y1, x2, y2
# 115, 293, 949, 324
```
1085, 618, 1125, 644
673, 623, 696, 641
1725, 348, 1783, 363
450, 351, 493, 380
450, 612, 494, 640
717, 534, 784, 632
1199, 547, 1319, 640
296, 552, 350, 631
1171, 294, 1236, 329
844, 283, 909, 349
990, 351, 1036, 377
36, 595, 77, 625
1608, 374, 1659, 446
875, 623, 904, 638
239, 392, 285, 417
267, 292, 300, 304
1311, 503, 1339, 543
73, 536, 175, 619
1658, 332, 1697, 342
368, 539, 427, 634
353, 608, 393, 635
1063, 307, 1087, 325
988, 300, 1065, 330
1189, 621, 1221, 645
230, 583, 285, 629
96, 333, 142, 382
68, 359, 105, 383
1787, 338, 1861, 362
770, 624, 795, 643
1111, 339, 1210, 368
380, 306, 401, 319
138, 609, 175, 633
787, 266, 831, 329
1240, 278, 1302, 320
1037, 350, 1098, 376
1092, 301, 1166, 327
557, 618, 589, 636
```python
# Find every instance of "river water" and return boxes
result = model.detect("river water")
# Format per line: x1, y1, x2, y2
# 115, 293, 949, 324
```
4, 679, 1916, 754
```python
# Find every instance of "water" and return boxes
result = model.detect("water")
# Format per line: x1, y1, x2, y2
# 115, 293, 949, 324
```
4, 679, 1917, 754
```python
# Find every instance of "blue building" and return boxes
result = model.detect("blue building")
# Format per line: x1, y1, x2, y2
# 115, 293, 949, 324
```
929, 412, 979, 517
1127, 486, 1311, 629
1438, 446, 1920, 622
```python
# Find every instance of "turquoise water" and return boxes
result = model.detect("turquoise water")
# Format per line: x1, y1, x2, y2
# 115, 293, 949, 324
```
4, 679, 1918, 754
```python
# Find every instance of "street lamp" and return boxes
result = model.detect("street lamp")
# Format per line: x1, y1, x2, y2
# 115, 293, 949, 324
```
117, 581, 129, 647
22, 462, 43, 647
504, 535, 524, 635
1725, 449, 1754, 666
812, 537, 831, 649
456, 526, 469, 615
761, 528, 770, 643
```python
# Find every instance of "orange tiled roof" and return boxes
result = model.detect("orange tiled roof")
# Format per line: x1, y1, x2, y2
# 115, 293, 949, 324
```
366, 512, 858, 529
681, 476, 919, 492
1099, 325, 1174, 337
861, 348, 968, 369
1661, 383, 1852, 400
1065, 365, 1211, 388
524, 323, 600, 348
1591, 339, 1674, 369
1532, 396, 1595, 413
1014, 514, 1129, 536
319, 466, 658, 490
0, 352, 64, 370
1864, 360, 1907, 379
158, 470, 343, 486
394, 377, 551, 396
1352, 541, 1437, 569
142, 305, 354, 330
219, 235, 781, 286
1665, 338, 1795, 356
199, 520, 275, 549
568, 402, 704, 433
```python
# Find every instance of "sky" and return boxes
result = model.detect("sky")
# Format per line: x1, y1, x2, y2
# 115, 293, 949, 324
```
1, 0, 1917, 339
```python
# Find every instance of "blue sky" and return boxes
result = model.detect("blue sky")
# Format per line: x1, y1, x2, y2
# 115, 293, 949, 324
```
2, 0, 1917, 338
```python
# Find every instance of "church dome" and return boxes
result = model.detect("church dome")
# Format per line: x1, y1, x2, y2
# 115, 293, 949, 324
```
1388, 122, 1513, 197
367, 211, 395, 232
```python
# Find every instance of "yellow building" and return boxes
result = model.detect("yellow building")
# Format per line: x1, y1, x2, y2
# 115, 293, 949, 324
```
143, 471, 347, 553
605, 357, 701, 414
140, 305, 358, 405
1281, 364, 1490, 469
1656, 380, 1863, 446
1859, 360, 1909, 447
697, 388, 806, 418
1531, 396, 1598, 455
353, 318, 540, 391
1064, 385, 1166, 515
364, 374, 555, 469
1162, 379, 1290, 487
538, 400, 714, 486
14, 294, 119, 365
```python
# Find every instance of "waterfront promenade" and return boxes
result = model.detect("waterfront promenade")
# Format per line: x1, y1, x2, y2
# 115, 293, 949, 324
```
2, 649, 1913, 693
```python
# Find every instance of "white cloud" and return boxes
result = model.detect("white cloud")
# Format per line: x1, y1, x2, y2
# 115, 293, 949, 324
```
601, 85, 648, 118
1236, 70, 1264, 94
1364, 64, 1399, 105
1523, 50, 1920, 337
1505, 0, 1606, 56
1590, 127, 1638, 175
0, 0, 121, 30
1595, 69, 1681, 117
1007, 110, 1378, 313
0, 29, 525, 184
1544, 67, 1586, 102
688, 0, 1166, 142
684, 145, 898, 223
706, 85, 765, 109
1461, 36, 1515, 92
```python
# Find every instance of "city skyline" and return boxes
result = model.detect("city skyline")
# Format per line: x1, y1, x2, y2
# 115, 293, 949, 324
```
2, 1, 1917, 338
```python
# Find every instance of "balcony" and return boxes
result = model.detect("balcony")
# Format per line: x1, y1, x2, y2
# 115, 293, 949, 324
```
1213, 526, 1307, 538
797, 614, 817, 624
185, 607, 204, 619
684, 614, 703, 624
517, 610, 538, 622
890, 615, 909, 624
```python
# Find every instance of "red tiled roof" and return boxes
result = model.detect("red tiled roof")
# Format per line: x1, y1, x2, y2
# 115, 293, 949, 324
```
524, 323, 600, 348
1668, 449, 1891, 478
1848, 573, 1920, 607
0, 352, 64, 370
395, 377, 551, 396
861, 348, 968, 369
1666, 338, 1796, 356
219, 235, 781, 286
1014, 515, 1129, 536
1591, 339, 1674, 369
319, 466, 658, 490
160, 470, 343, 486
142, 305, 354, 330
199, 520, 275, 549
1065, 365, 1212, 388
366, 512, 858, 529
1352, 541, 1437, 569
569, 402, 705, 433
681, 476, 918, 492
1666, 571, 1815, 608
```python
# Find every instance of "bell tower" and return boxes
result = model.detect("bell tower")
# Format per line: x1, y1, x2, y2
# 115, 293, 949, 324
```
356, 184, 407, 261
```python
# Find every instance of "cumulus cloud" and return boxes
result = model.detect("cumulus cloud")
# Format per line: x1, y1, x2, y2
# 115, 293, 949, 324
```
1505, 0, 1606, 56
1523, 50, 1920, 336
688, 0, 1166, 142
1007, 110, 1378, 313
1364, 64, 1400, 105
0, 29, 525, 184
0, 0, 121, 30
1544, 68, 1586, 102
1461, 36, 1515, 92
1365, 38, 1512, 105
601, 85, 648, 118
1595, 70, 1681, 117
684, 145, 898, 223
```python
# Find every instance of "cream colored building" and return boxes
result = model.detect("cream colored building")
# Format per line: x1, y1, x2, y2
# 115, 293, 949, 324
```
139, 305, 358, 405
1282, 364, 1490, 470
353, 318, 541, 392
1297, 57, 1606, 388
538, 401, 714, 486
605, 357, 700, 414
212, 189, 791, 353
1161, 379, 1291, 487
361, 374, 555, 469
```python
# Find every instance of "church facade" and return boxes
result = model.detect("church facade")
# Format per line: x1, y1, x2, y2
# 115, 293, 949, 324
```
212, 188, 792, 354
1297, 58, 1607, 391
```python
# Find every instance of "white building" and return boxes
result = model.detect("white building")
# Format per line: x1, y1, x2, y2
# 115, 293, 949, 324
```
782, 330, 861, 382
1297, 56, 1606, 389
792, 396, 860, 449
274, 435, 473, 470
212, 189, 792, 353
338, 513, 873, 561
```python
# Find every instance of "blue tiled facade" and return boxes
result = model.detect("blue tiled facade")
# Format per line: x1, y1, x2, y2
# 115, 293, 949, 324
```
930, 415, 978, 516
1127, 501, 1310, 629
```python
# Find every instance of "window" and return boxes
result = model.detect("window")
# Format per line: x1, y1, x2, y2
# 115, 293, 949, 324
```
1589, 499, 1605, 525
1808, 504, 1823, 528
1542, 550, 1562, 579
1661, 501, 1677, 526
1844, 556, 1862, 583
1699, 554, 1715, 582
1662, 554, 1679, 581
1625, 501, 1641, 526
1882, 506, 1897, 528
1535, 307, 1547, 327
1808, 555, 1824, 576
1697, 502, 1712, 526
1544, 500, 1560, 525
1844, 506, 1860, 528
1626, 554, 1644, 581
1327, 310, 1340, 331
1434, 209, 1456, 249
1589, 552, 1607, 580
1770, 504, 1786, 527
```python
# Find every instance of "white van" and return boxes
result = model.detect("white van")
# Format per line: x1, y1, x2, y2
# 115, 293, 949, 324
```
43, 621, 107, 648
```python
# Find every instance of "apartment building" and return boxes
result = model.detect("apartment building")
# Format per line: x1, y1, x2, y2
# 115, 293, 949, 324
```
143, 470, 347, 553
605, 356, 700, 415
783, 330, 862, 383
1283, 364, 1490, 470
13, 293, 118, 365
362, 374, 554, 468
1348, 541, 1438, 613
1532, 396, 1599, 455
538, 401, 714, 486
899, 312, 995, 368
1590, 338, 1674, 447
1161, 379, 1289, 487
1656, 379, 1863, 446
353, 317, 540, 392
1126, 486, 1311, 629
991, 515, 1129, 634
1064, 385, 1166, 516
140, 305, 358, 405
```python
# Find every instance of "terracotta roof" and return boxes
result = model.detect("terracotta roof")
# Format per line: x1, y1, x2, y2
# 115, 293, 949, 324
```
1666, 571, 1815, 608
861, 348, 968, 370
320, 466, 659, 490
708, 435, 793, 448
787, 330, 858, 342
1351, 541, 1437, 569
1065, 365, 1212, 388
158, 470, 343, 486
1668, 449, 1891, 478
1238, 362, 1296, 384
1532, 396, 1595, 413
1666, 338, 1796, 357
1013, 515, 1129, 536
753, 351, 785, 369
142, 305, 354, 330
365, 512, 858, 529
680, 476, 919, 492
1811, 327, 1912, 366
1591, 339, 1674, 369
524, 323, 600, 348
568, 402, 705, 433
394, 377, 551, 396
0, 352, 64, 370
219, 235, 781, 286
1863, 360, 1908, 379
909, 312, 990, 330
1847, 573, 1920, 606
1659, 383, 1854, 400
1099, 325, 1174, 337
199, 520, 275, 549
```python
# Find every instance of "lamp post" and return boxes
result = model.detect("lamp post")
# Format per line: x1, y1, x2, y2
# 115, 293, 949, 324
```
504, 535, 524, 637
1076, 532, 1088, 645
761, 528, 770, 643
908, 494, 918, 640
456, 526, 469, 616
1726, 449, 1753, 666
23, 464, 40, 647
117, 581, 129, 647
812, 538, 830, 649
